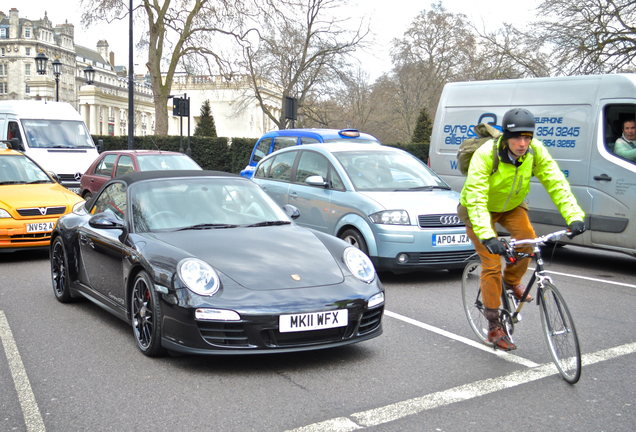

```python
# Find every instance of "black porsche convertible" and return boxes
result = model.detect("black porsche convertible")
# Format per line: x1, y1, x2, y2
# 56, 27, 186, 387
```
50, 170, 384, 356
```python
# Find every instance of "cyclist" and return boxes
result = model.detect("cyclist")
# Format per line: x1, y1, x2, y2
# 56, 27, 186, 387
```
457, 108, 586, 350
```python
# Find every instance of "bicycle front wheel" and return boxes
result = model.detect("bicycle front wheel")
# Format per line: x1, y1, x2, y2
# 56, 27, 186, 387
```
539, 282, 582, 384
461, 260, 492, 346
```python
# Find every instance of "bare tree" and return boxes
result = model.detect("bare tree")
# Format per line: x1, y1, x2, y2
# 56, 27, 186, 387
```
535, 0, 636, 75
80, 0, 253, 135
240, 0, 370, 130
470, 24, 551, 79
381, 2, 476, 142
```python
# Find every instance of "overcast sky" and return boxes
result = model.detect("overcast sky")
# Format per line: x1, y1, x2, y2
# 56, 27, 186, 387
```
11, 0, 539, 80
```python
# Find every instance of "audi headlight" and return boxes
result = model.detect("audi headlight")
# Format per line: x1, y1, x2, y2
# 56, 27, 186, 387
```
369, 210, 410, 225
178, 258, 220, 296
0, 209, 11, 218
344, 247, 375, 283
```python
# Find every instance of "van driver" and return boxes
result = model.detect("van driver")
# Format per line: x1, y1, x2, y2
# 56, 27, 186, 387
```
615, 118, 636, 162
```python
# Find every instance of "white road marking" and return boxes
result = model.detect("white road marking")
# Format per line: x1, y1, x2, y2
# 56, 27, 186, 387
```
385, 310, 540, 368
543, 269, 636, 289
288, 342, 636, 432
0, 311, 46, 432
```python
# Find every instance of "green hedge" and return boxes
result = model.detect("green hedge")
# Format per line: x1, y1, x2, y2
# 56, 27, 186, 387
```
91, 135, 428, 173
92, 135, 257, 174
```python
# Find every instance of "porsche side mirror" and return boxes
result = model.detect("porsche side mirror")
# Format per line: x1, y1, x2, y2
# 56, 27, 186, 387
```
282, 204, 301, 220
89, 212, 124, 229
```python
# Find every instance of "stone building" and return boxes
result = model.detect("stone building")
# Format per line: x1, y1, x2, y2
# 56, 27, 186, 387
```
1, 7, 283, 139
0, 8, 155, 136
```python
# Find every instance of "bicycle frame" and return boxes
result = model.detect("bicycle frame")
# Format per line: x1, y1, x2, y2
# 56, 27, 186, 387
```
502, 229, 568, 322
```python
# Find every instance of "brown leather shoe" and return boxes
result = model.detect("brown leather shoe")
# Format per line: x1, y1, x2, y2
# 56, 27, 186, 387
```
488, 326, 516, 351
505, 283, 532, 302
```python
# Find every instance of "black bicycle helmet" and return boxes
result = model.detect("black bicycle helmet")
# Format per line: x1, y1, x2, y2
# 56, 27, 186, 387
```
502, 108, 535, 133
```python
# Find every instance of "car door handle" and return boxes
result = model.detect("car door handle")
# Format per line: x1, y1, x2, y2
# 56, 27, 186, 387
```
290, 192, 298, 200
593, 174, 612, 182
90, 178, 94, 182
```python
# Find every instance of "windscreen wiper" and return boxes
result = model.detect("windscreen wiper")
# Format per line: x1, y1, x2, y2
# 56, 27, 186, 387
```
177, 223, 238, 231
0, 181, 25, 185
27, 180, 53, 184
407, 185, 451, 191
245, 220, 291, 227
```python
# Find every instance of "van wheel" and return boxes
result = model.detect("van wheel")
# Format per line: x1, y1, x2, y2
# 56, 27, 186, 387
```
82, 191, 93, 200
339, 229, 369, 255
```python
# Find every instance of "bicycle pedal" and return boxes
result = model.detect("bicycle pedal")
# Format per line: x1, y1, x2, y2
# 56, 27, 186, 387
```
513, 313, 522, 323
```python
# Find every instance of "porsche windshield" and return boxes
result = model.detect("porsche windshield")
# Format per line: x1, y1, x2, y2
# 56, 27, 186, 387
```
21, 119, 95, 149
132, 177, 290, 232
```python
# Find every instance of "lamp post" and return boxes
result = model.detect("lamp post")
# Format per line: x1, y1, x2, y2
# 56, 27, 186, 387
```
35, 50, 48, 75
83, 64, 95, 85
52, 57, 62, 102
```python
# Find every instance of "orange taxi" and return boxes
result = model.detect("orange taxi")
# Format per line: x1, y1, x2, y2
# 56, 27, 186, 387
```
0, 146, 84, 252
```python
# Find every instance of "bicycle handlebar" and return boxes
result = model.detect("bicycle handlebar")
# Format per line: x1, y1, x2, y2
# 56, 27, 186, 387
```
500, 229, 569, 264
507, 229, 570, 248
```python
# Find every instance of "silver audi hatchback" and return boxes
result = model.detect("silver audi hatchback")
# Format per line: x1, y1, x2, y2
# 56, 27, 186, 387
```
252, 143, 474, 273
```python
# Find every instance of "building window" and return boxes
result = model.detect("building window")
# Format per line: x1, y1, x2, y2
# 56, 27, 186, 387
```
0, 28, 7, 39
25, 28, 31, 38
25, 83, 30, 94
1, 48, 5, 57
25, 47, 31, 56
0, 82, 7, 94
0, 64, 6, 76
25, 64, 31, 76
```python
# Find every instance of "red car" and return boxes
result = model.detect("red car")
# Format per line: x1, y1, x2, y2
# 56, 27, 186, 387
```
80, 150, 201, 199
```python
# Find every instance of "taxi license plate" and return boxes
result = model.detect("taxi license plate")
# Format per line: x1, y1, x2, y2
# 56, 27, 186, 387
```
279, 309, 348, 333
68, 188, 81, 194
433, 233, 472, 246
26, 221, 56, 233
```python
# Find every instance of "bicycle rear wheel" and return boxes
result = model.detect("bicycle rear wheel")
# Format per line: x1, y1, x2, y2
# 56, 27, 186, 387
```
539, 282, 582, 384
461, 260, 492, 346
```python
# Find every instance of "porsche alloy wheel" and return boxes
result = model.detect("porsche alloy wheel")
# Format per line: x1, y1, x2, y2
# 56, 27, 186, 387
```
51, 237, 72, 303
131, 271, 165, 357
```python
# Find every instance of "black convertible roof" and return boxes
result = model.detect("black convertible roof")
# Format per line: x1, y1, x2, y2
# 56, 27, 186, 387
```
113, 170, 241, 186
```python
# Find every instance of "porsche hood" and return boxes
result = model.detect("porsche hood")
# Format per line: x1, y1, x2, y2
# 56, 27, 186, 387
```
150, 225, 346, 290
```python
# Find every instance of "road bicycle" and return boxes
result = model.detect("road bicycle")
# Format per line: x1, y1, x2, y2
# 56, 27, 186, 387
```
461, 229, 582, 384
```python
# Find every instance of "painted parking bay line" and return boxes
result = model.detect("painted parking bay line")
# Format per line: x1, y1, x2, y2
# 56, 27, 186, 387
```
0, 311, 46, 432
385, 310, 540, 368
288, 342, 636, 432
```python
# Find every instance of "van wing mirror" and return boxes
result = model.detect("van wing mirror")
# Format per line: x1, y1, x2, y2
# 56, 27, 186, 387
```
10, 138, 25, 151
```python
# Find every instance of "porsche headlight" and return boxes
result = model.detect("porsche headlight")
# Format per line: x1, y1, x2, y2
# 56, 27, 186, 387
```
369, 210, 410, 225
0, 209, 11, 218
344, 247, 375, 283
178, 258, 220, 296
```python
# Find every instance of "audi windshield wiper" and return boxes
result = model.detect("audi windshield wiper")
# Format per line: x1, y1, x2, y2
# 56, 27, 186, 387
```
407, 185, 451, 191
177, 223, 238, 231
0, 181, 25, 185
245, 220, 291, 227
27, 180, 53, 184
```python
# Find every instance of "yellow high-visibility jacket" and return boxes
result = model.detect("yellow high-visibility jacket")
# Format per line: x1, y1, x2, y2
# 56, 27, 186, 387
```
459, 136, 585, 240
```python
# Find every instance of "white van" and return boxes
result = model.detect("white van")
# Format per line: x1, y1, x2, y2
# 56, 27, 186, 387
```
429, 74, 636, 258
0, 100, 99, 194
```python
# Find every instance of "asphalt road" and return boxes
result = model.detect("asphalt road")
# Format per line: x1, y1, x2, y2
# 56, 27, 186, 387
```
1, 244, 635, 432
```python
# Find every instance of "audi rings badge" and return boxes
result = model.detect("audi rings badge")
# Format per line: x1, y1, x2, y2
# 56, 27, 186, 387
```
439, 215, 460, 225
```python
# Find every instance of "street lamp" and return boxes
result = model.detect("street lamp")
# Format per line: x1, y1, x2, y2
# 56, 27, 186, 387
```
35, 50, 48, 75
83, 64, 95, 85
52, 56, 62, 102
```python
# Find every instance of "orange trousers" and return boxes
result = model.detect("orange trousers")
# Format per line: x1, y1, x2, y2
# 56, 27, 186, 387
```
464, 206, 536, 309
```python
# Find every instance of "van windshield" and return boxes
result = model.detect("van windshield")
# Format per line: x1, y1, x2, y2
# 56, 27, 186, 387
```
21, 119, 95, 149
